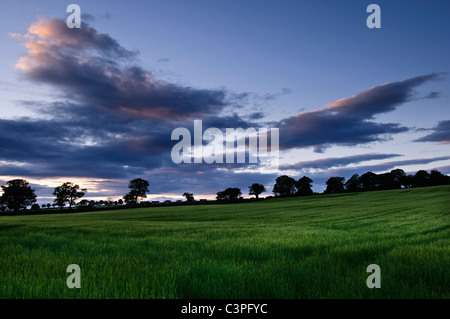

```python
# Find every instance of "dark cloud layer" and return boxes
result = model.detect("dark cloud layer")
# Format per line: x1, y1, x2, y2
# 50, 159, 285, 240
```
3, 18, 251, 182
280, 153, 401, 171
414, 120, 450, 144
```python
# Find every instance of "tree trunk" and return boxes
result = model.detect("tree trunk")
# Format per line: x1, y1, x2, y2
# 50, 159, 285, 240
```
69, 196, 74, 209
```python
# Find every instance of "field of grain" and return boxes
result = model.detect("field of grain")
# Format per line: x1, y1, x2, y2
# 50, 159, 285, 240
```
0, 186, 449, 298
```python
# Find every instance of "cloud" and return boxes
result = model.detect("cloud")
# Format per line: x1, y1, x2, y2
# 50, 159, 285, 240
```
423, 91, 441, 99
261, 87, 292, 102
246, 112, 266, 120
326, 155, 450, 177
280, 153, 401, 171
157, 58, 171, 63
414, 120, 450, 144
277, 73, 443, 152
0, 115, 178, 180
2, 17, 259, 183
81, 13, 96, 23
12, 18, 229, 122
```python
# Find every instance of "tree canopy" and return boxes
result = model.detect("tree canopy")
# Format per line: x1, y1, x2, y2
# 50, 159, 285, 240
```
344, 174, 362, 192
248, 183, 266, 199
53, 182, 87, 209
123, 178, 150, 205
217, 188, 242, 200
183, 192, 195, 202
324, 177, 345, 194
296, 176, 313, 196
273, 175, 297, 196
0, 179, 37, 213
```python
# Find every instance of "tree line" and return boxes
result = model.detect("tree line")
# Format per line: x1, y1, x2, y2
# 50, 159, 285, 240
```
271, 169, 450, 197
0, 168, 449, 214
0, 178, 150, 213
214, 168, 450, 199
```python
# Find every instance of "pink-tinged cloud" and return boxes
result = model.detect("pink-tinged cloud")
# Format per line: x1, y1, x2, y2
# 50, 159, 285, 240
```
11, 18, 227, 122
277, 73, 442, 152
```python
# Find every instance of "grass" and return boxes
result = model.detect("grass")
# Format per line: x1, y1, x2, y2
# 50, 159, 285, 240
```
0, 186, 449, 299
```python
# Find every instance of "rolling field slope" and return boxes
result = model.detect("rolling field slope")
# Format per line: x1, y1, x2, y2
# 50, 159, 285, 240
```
0, 186, 449, 298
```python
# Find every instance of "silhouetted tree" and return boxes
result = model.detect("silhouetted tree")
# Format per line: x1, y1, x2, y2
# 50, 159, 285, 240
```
216, 191, 225, 201
273, 175, 297, 196
123, 178, 150, 205
0, 179, 37, 213
226, 187, 242, 200
53, 182, 87, 210
402, 174, 415, 188
429, 169, 450, 186
413, 170, 430, 187
78, 199, 89, 207
183, 192, 195, 202
105, 197, 114, 206
296, 176, 313, 196
390, 169, 406, 188
324, 177, 345, 194
118, 199, 124, 205
360, 172, 379, 191
216, 188, 242, 200
377, 172, 397, 190
31, 204, 40, 211
248, 183, 266, 199
344, 174, 362, 192
228, 187, 242, 200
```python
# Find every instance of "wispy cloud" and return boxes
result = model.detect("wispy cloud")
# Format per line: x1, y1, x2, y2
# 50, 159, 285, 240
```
414, 120, 450, 144
280, 153, 401, 171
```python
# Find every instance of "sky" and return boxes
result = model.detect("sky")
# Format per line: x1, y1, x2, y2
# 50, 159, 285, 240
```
0, 0, 449, 204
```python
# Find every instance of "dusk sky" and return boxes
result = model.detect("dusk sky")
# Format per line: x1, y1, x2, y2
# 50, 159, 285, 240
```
0, 0, 449, 204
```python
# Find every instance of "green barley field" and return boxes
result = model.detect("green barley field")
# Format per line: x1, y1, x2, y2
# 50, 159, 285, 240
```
1, 186, 449, 299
